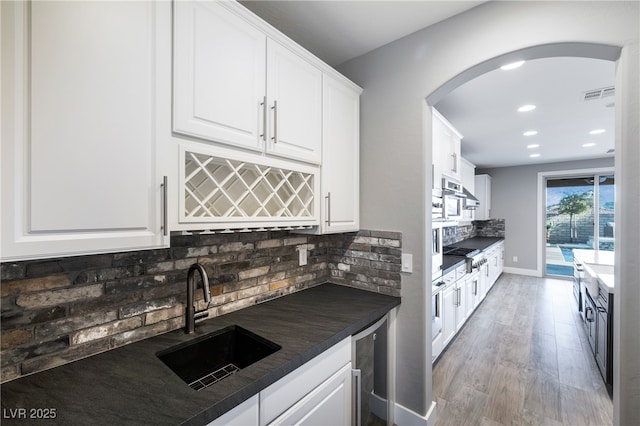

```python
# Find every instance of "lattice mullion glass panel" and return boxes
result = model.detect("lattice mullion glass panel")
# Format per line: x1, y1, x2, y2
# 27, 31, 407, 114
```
184, 152, 315, 220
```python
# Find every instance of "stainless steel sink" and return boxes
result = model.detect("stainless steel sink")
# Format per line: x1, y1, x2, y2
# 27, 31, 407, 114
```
157, 325, 281, 391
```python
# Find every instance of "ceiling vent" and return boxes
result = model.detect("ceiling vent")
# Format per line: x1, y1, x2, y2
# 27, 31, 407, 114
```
582, 86, 615, 101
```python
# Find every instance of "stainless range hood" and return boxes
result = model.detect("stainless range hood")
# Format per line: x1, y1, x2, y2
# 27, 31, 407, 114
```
462, 187, 480, 210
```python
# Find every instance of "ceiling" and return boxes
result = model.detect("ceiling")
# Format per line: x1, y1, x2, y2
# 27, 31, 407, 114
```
240, 1, 616, 169
240, 1, 484, 67
436, 57, 615, 168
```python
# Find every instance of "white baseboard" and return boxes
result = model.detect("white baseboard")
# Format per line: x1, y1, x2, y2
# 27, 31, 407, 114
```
393, 400, 437, 426
503, 266, 540, 277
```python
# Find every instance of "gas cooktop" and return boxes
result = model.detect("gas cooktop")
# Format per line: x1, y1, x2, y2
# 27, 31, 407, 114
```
443, 246, 480, 257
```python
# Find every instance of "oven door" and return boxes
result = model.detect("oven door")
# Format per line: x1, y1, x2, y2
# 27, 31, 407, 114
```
443, 194, 462, 219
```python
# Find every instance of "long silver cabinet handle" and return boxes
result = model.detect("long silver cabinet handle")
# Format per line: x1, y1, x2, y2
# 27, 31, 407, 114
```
352, 369, 362, 426
325, 192, 331, 227
271, 100, 278, 143
452, 152, 457, 173
260, 96, 267, 141
162, 176, 168, 236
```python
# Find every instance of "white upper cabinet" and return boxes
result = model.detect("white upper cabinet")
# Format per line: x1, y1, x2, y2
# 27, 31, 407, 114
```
173, 1, 322, 165
432, 108, 463, 182
317, 75, 361, 233
460, 157, 476, 221
173, 0, 266, 152
474, 174, 492, 220
432, 112, 445, 190
1, 0, 170, 261
266, 39, 323, 164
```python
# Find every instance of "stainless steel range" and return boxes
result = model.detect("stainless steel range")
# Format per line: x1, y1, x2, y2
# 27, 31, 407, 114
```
443, 246, 486, 273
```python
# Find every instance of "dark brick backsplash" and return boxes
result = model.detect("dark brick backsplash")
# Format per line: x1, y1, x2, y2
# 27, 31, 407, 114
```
0, 229, 401, 382
442, 219, 505, 246
473, 219, 506, 238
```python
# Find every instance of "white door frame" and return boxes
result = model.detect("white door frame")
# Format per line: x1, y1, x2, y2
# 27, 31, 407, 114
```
537, 167, 614, 277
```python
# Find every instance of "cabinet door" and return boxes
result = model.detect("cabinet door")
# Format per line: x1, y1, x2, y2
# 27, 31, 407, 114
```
173, 1, 266, 151
433, 108, 462, 182
595, 310, 607, 379
208, 395, 259, 426
464, 276, 475, 317
446, 135, 462, 180
442, 285, 458, 346
432, 114, 446, 190
320, 75, 361, 233
266, 39, 322, 164
1, 0, 169, 261
471, 274, 481, 308
474, 174, 492, 220
455, 284, 467, 331
268, 363, 352, 426
260, 337, 351, 426
460, 158, 476, 221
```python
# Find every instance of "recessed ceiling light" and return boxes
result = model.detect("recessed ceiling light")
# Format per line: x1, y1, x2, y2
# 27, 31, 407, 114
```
530, 153, 541, 158
589, 129, 606, 135
518, 104, 536, 112
500, 61, 525, 71
527, 144, 540, 149
523, 130, 538, 136
583, 143, 597, 147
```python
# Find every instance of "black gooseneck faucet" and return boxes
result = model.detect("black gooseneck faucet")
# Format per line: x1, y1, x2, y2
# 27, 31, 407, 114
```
186, 263, 212, 334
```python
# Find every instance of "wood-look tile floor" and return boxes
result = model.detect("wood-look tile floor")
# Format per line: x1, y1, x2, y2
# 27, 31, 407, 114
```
432, 274, 613, 426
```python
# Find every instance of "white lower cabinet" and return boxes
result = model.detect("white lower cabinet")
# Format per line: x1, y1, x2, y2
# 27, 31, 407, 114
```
442, 283, 459, 346
434, 242, 504, 364
268, 363, 352, 426
207, 337, 352, 426
485, 242, 504, 289
464, 273, 476, 318
260, 337, 351, 426
207, 395, 259, 426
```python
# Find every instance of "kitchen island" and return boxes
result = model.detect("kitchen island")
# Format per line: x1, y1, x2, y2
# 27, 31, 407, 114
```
573, 249, 614, 395
0, 283, 400, 425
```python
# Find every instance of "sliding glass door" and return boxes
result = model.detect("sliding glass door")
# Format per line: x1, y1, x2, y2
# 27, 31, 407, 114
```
545, 173, 614, 276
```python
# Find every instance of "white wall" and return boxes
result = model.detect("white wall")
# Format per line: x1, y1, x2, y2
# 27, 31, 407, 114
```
613, 41, 640, 426
337, 1, 639, 423
478, 158, 615, 273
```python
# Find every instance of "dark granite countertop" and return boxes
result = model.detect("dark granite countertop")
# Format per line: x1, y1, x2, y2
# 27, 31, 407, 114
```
440, 237, 504, 276
0, 283, 400, 426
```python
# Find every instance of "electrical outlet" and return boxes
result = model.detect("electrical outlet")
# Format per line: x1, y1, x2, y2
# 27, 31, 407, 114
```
297, 245, 308, 266
513, 256, 518, 263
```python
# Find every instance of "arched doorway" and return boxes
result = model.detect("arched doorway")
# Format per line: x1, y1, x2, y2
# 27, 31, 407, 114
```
423, 42, 637, 425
